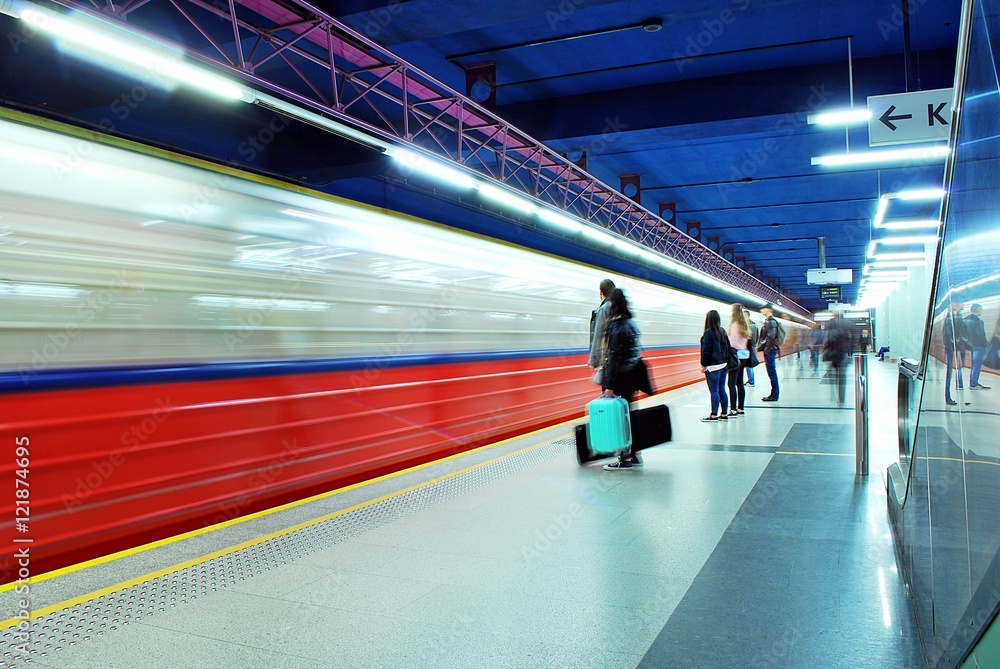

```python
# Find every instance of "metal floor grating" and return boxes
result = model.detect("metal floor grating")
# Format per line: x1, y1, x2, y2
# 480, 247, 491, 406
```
1, 438, 571, 667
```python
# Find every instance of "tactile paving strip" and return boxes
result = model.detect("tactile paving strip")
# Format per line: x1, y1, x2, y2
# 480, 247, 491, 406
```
1, 438, 570, 666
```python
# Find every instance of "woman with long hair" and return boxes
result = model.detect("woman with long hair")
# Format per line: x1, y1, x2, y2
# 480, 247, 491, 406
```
700, 309, 731, 421
600, 288, 644, 469
727, 303, 752, 416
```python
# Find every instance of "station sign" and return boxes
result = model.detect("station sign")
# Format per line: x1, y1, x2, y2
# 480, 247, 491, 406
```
819, 285, 842, 301
868, 88, 953, 146
807, 268, 852, 285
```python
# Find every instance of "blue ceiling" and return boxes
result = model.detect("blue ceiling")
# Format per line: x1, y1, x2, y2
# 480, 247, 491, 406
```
0, 0, 963, 311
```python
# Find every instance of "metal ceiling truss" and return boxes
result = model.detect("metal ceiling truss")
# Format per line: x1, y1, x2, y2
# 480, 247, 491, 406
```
53, 0, 805, 314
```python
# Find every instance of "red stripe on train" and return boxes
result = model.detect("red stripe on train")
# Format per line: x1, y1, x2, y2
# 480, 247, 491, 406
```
0, 349, 699, 582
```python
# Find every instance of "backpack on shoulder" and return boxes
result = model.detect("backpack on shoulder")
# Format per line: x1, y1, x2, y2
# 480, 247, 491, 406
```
774, 321, 786, 347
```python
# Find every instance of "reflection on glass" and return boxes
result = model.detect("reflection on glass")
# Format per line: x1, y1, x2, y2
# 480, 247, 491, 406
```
890, 1, 1000, 665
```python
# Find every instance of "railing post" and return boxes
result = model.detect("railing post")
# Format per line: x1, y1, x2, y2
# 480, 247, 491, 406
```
855, 353, 869, 476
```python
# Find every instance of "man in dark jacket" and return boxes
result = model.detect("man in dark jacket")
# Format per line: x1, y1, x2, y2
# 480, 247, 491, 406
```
757, 303, 780, 401
944, 300, 971, 406
965, 303, 991, 390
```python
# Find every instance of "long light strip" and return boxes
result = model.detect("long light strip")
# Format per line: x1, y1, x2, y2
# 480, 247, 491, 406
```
807, 109, 872, 126
388, 148, 477, 188
11, 2, 252, 102
477, 184, 538, 214
881, 219, 940, 230
812, 145, 950, 167
868, 252, 925, 261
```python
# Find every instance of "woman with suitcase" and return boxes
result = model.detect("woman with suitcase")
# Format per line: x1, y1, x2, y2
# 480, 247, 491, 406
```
600, 289, 645, 470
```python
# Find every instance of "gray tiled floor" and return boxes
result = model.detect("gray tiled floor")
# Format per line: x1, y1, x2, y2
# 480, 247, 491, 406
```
6, 353, 914, 668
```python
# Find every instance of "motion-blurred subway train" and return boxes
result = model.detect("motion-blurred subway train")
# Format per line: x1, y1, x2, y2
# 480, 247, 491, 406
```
0, 115, 787, 580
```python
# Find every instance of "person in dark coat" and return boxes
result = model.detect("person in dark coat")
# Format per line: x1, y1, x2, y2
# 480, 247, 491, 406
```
965, 303, 991, 390
943, 300, 971, 406
700, 309, 731, 421
823, 315, 852, 405
600, 288, 647, 470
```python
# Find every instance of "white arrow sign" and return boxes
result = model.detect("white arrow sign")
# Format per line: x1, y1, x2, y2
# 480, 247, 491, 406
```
868, 88, 953, 146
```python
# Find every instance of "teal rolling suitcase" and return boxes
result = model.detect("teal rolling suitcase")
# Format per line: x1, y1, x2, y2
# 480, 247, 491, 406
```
586, 396, 631, 456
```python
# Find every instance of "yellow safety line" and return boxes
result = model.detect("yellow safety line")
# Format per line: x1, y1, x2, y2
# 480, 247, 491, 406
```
0, 429, 570, 630
0, 418, 576, 593
922, 455, 1000, 467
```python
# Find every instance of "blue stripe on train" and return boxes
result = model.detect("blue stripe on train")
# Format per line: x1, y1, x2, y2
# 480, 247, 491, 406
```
0, 345, 691, 394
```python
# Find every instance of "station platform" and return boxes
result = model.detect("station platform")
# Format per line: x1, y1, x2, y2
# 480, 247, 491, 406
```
1, 354, 921, 669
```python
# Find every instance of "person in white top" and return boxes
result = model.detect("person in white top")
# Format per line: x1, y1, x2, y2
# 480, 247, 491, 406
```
727, 303, 753, 416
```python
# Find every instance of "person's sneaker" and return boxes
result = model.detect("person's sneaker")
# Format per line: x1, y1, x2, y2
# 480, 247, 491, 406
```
701, 415, 719, 422
972, 384, 992, 390
718, 414, 729, 420
761, 396, 778, 402
727, 412, 739, 418
627, 453, 643, 466
745, 382, 754, 387
946, 399, 958, 406
603, 459, 634, 471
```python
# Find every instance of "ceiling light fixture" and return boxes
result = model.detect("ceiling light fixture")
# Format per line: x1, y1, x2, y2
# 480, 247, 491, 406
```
880, 219, 941, 230
812, 145, 950, 167
807, 109, 872, 126
389, 148, 477, 188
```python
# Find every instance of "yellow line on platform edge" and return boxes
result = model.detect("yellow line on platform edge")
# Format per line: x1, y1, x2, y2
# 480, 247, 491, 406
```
0, 426, 573, 630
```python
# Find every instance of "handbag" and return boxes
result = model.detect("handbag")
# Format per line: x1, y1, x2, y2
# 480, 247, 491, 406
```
633, 358, 655, 396
746, 345, 759, 368
726, 345, 739, 371
984, 336, 1000, 370
591, 367, 603, 385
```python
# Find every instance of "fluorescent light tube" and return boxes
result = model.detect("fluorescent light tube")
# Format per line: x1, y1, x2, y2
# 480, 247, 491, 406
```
389, 148, 477, 188
17, 4, 252, 102
880, 219, 940, 230
807, 109, 872, 125
536, 209, 584, 233
895, 188, 945, 200
869, 252, 924, 261
477, 184, 538, 214
812, 145, 950, 167
874, 235, 939, 245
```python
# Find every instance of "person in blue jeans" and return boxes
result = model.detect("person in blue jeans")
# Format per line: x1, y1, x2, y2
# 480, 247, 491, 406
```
757, 303, 780, 401
744, 309, 758, 387
965, 303, 992, 390
700, 309, 731, 421
943, 300, 971, 406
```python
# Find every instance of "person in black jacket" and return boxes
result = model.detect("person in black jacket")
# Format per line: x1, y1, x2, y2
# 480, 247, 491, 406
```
943, 300, 971, 406
965, 303, 991, 390
700, 309, 731, 421
757, 303, 781, 401
600, 288, 645, 470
